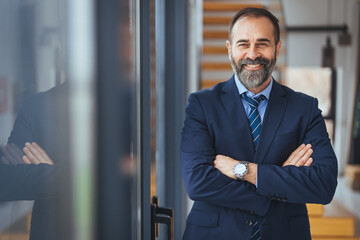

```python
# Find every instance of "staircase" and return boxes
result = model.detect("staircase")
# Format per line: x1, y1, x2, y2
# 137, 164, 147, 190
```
307, 202, 359, 240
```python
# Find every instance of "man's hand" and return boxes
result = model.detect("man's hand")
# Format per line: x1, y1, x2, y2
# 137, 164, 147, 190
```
282, 144, 313, 167
1, 143, 25, 165
213, 155, 238, 180
23, 142, 54, 165
214, 155, 257, 185
213, 155, 258, 184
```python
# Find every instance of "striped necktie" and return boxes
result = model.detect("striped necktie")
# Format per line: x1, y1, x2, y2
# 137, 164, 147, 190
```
242, 93, 266, 149
242, 93, 265, 240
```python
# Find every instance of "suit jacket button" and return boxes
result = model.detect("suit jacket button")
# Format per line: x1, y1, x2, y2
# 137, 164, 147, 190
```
246, 219, 253, 226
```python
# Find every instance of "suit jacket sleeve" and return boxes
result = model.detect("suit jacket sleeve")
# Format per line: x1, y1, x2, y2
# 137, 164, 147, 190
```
181, 93, 271, 216
0, 95, 58, 201
257, 98, 338, 204
7, 96, 38, 147
0, 164, 58, 201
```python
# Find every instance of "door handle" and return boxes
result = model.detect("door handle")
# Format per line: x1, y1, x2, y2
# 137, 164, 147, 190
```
151, 196, 174, 240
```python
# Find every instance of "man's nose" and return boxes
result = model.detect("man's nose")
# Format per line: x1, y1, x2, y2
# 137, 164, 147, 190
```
246, 45, 260, 60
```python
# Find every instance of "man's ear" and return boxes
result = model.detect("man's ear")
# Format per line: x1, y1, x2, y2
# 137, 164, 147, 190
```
226, 40, 232, 61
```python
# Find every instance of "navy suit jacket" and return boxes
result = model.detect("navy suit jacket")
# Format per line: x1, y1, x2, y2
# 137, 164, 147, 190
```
180, 76, 338, 240
0, 84, 67, 240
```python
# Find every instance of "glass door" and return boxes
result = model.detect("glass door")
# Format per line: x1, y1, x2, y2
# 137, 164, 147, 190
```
0, 1, 79, 239
0, 0, 197, 239
141, 0, 191, 239
140, 0, 175, 238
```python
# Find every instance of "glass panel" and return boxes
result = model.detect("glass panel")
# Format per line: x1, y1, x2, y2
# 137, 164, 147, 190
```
0, 0, 141, 239
150, 0, 157, 200
0, 0, 100, 239
129, 0, 140, 238
155, 0, 166, 206
0, 1, 73, 240
95, 0, 139, 239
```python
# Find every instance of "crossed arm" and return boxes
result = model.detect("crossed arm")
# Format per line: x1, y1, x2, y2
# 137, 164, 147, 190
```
0, 142, 57, 201
2, 142, 54, 166
181, 93, 337, 211
214, 143, 314, 185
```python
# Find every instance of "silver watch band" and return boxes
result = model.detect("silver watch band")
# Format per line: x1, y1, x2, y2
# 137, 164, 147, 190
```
233, 161, 248, 180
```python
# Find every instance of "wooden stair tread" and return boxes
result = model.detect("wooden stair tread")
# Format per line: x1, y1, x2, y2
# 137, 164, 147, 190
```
202, 62, 232, 70
203, 16, 232, 25
307, 203, 324, 216
203, 46, 228, 55
0, 234, 29, 240
309, 217, 355, 237
313, 238, 360, 240
203, 30, 228, 39
201, 79, 224, 89
203, 2, 263, 12
309, 201, 358, 238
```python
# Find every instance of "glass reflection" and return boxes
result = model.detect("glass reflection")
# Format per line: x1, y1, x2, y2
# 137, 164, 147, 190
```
0, 0, 137, 239
0, 1, 69, 239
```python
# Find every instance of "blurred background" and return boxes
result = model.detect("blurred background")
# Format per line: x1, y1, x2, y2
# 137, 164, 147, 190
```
0, 0, 359, 239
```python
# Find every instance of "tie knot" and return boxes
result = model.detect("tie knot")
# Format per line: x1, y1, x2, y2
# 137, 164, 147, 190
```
242, 93, 266, 108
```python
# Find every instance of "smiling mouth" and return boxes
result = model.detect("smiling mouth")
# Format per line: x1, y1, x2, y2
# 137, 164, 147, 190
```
243, 64, 264, 70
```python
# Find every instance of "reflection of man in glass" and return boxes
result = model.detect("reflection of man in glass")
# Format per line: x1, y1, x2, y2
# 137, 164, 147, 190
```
0, 83, 68, 240
2, 142, 54, 165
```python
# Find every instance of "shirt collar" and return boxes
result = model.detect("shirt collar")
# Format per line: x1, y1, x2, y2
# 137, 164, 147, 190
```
234, 74, 273, 100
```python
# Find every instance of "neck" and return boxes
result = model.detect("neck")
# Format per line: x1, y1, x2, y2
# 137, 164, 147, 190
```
247, 76, 272, 95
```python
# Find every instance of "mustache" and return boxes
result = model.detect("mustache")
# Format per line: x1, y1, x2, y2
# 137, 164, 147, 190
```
238, 57, 269, 69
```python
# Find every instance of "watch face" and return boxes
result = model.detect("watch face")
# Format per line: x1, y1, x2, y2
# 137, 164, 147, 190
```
234, 163, 246, 175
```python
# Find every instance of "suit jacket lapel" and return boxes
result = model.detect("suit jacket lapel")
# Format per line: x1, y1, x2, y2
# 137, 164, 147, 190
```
220, 76, 255, 161
255, 80, 287, 164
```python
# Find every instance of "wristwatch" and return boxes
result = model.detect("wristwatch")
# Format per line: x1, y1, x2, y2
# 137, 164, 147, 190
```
233, 161, 249, 180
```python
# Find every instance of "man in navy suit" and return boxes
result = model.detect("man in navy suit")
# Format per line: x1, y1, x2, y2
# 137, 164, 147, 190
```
181, 8, 337, 240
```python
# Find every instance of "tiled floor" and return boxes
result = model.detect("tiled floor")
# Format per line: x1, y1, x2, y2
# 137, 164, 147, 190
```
333, 177, 360, 235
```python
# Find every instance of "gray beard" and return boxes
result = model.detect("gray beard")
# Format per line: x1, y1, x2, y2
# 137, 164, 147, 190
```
230, 53, 277, 89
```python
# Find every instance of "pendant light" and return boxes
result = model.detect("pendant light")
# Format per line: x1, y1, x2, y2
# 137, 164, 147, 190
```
322, 0, 335, 68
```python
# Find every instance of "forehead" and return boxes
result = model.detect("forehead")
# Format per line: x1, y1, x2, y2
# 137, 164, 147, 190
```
231, 16, 275, 42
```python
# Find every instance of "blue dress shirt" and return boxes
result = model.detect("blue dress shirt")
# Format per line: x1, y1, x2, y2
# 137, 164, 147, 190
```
234, 74, 273, 123
234, 74, 274, 187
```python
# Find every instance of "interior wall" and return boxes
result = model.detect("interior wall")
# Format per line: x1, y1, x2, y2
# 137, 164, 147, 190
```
283, 0, 360, 175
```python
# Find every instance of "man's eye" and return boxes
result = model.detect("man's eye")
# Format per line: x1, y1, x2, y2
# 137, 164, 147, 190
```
238, 44, 248, 47
258, 43, 268, 47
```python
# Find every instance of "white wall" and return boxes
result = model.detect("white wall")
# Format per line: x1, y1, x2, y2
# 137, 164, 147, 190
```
283, 0, 360, 175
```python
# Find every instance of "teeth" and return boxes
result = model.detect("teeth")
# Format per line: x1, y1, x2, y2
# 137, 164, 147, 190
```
246, 64, 261, 68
